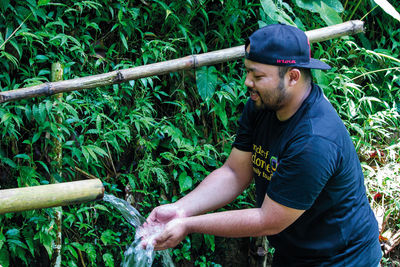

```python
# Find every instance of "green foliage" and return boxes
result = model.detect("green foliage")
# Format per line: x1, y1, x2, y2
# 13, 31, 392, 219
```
196, 66, 218, 101
0, 0, 399, 266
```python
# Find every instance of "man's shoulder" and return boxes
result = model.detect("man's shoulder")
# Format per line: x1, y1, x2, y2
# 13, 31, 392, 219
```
303, 87, 349, 144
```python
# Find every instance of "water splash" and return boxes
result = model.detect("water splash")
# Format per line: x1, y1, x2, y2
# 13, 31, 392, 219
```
103, 193, 174, 267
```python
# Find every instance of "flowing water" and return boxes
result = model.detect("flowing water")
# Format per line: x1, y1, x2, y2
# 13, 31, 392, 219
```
103, 193, 175, 267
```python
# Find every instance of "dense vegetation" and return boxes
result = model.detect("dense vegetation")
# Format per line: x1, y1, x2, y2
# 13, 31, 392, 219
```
0, 0, 399, 266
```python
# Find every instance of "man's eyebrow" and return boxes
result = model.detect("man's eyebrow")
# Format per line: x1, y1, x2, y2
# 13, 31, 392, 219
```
245, 66, 263, 73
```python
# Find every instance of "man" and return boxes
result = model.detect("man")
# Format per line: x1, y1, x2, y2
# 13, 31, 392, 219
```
143, 24, 382, 266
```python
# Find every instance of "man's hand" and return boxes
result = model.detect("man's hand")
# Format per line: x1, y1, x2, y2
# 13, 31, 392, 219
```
146, 203, 186, 225
140, 203, 186, 249
153, 218, 189, 251
139, 148, 253, 250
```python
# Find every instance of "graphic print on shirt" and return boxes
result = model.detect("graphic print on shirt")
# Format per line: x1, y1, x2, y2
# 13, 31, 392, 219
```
252, 144, 279, 180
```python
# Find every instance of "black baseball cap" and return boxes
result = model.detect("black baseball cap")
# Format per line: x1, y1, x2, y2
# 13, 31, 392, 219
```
245, 24, 331, 70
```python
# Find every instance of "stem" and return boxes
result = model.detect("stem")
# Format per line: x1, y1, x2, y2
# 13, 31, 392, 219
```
350, 67, 400, 81
360, 5, 379, 21
347, 0, 363, 21
343, 0, 349, 11
0, 13, 32, 50
105, 141, 117, 176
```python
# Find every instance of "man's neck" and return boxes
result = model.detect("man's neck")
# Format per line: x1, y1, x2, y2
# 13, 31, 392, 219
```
276, 82, 312, 121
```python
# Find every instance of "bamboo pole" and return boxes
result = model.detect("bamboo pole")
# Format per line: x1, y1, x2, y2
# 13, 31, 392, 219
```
0, 179, 104, 214
0, 20, 364, 103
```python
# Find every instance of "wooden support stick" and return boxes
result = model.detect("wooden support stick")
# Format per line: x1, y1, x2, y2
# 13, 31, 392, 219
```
50, 62, 64, 267
0, 179, 104, 214
0, 20, 364, 103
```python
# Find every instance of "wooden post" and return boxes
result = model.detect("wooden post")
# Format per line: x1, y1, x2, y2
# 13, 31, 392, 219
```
50, 62, 63, 267
0, 20, 364, 103
50, 62, 63, 177
0, 179, 104, 214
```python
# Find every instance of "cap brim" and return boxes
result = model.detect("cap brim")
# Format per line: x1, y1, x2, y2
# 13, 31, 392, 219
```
299, 58, 331, 70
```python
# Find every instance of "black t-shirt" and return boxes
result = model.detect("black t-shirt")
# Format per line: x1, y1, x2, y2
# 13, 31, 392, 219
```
233, 84, 381, 266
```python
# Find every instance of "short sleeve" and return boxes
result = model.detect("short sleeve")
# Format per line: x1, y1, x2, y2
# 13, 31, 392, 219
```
233, 99, 256, 152
267, 135, 339, 210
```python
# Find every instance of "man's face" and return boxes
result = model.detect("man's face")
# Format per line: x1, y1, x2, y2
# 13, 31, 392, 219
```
244, 58, 288, 111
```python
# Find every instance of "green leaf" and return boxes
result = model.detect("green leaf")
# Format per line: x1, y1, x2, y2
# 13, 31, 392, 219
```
35, 54, 49, 61
204, 234, 215, 252
39, 102, 46, 123
94, 204, 109, 212
32, 132, 41, 143
260, 0, 296, 25
1, 113, 12, 124
0, 157, 16, 168
214, 102, 228, 130
294, 0, 343, 13
127, 174, 136, 190
0, 247, 9, 267
14, 154, 31, 161
196, 66, 218, 101
374, 0, 400, 22
315, 2, 342, 26
22, 139, 32, 145
65, 245, 78, 259
120, 32, 128, 51
88, 145, 107, 157
36, 160, 50, 174
0, 0, 10, 12
7, 239, 28, 250
0, 231, 5, 250
101, 230, 116, 246
71, 242, 84, 251
25, 104, 32, 121
37, 231, 53, 258
103, 253, 114, 267
37, 0, 50, 6
22, 230, 35, 256
83, 243, 97, 263
178, 172, 193, 192
1, 52, 18, 67
9, 40, 22, 58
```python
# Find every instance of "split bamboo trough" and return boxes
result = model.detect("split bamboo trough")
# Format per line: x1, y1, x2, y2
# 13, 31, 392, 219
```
0, 179, 104, 214
0, 20, 364, 103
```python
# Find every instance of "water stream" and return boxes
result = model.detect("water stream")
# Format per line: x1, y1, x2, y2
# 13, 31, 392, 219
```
103, 193, 175, 267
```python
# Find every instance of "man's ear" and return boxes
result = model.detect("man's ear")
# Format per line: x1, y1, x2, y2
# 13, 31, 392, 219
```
287, 68, 301, 86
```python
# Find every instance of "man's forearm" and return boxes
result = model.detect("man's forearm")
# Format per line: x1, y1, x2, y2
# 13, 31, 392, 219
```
175, 165, 251, 217
184, 208, 280, 237
151, 194, 304, 251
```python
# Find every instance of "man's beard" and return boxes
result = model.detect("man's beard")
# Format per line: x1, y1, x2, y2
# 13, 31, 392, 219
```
250, 78, 287, 111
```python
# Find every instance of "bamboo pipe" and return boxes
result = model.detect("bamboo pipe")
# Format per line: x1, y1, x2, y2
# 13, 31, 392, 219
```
0, 20, 364, 103
0, 179, 104, 214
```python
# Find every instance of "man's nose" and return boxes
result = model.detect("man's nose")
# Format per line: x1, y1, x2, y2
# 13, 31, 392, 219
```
244, 74, 253, 88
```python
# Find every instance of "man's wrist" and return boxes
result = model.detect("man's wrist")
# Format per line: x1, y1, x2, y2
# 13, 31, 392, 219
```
173, 201, 191, 218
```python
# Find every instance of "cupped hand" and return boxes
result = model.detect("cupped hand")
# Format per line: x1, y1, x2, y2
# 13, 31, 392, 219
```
146, 203, 185, 225
153, 217, 189, 251
140, 203, 187, 249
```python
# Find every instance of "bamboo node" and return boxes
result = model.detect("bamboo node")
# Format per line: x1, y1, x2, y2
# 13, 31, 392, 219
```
112, 71, 125, 83
351, 20, 364, 35
192, 55, 198, 69
44, 83, 52, 96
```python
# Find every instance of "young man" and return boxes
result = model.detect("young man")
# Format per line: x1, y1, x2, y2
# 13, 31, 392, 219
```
143, 24, 382, 266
